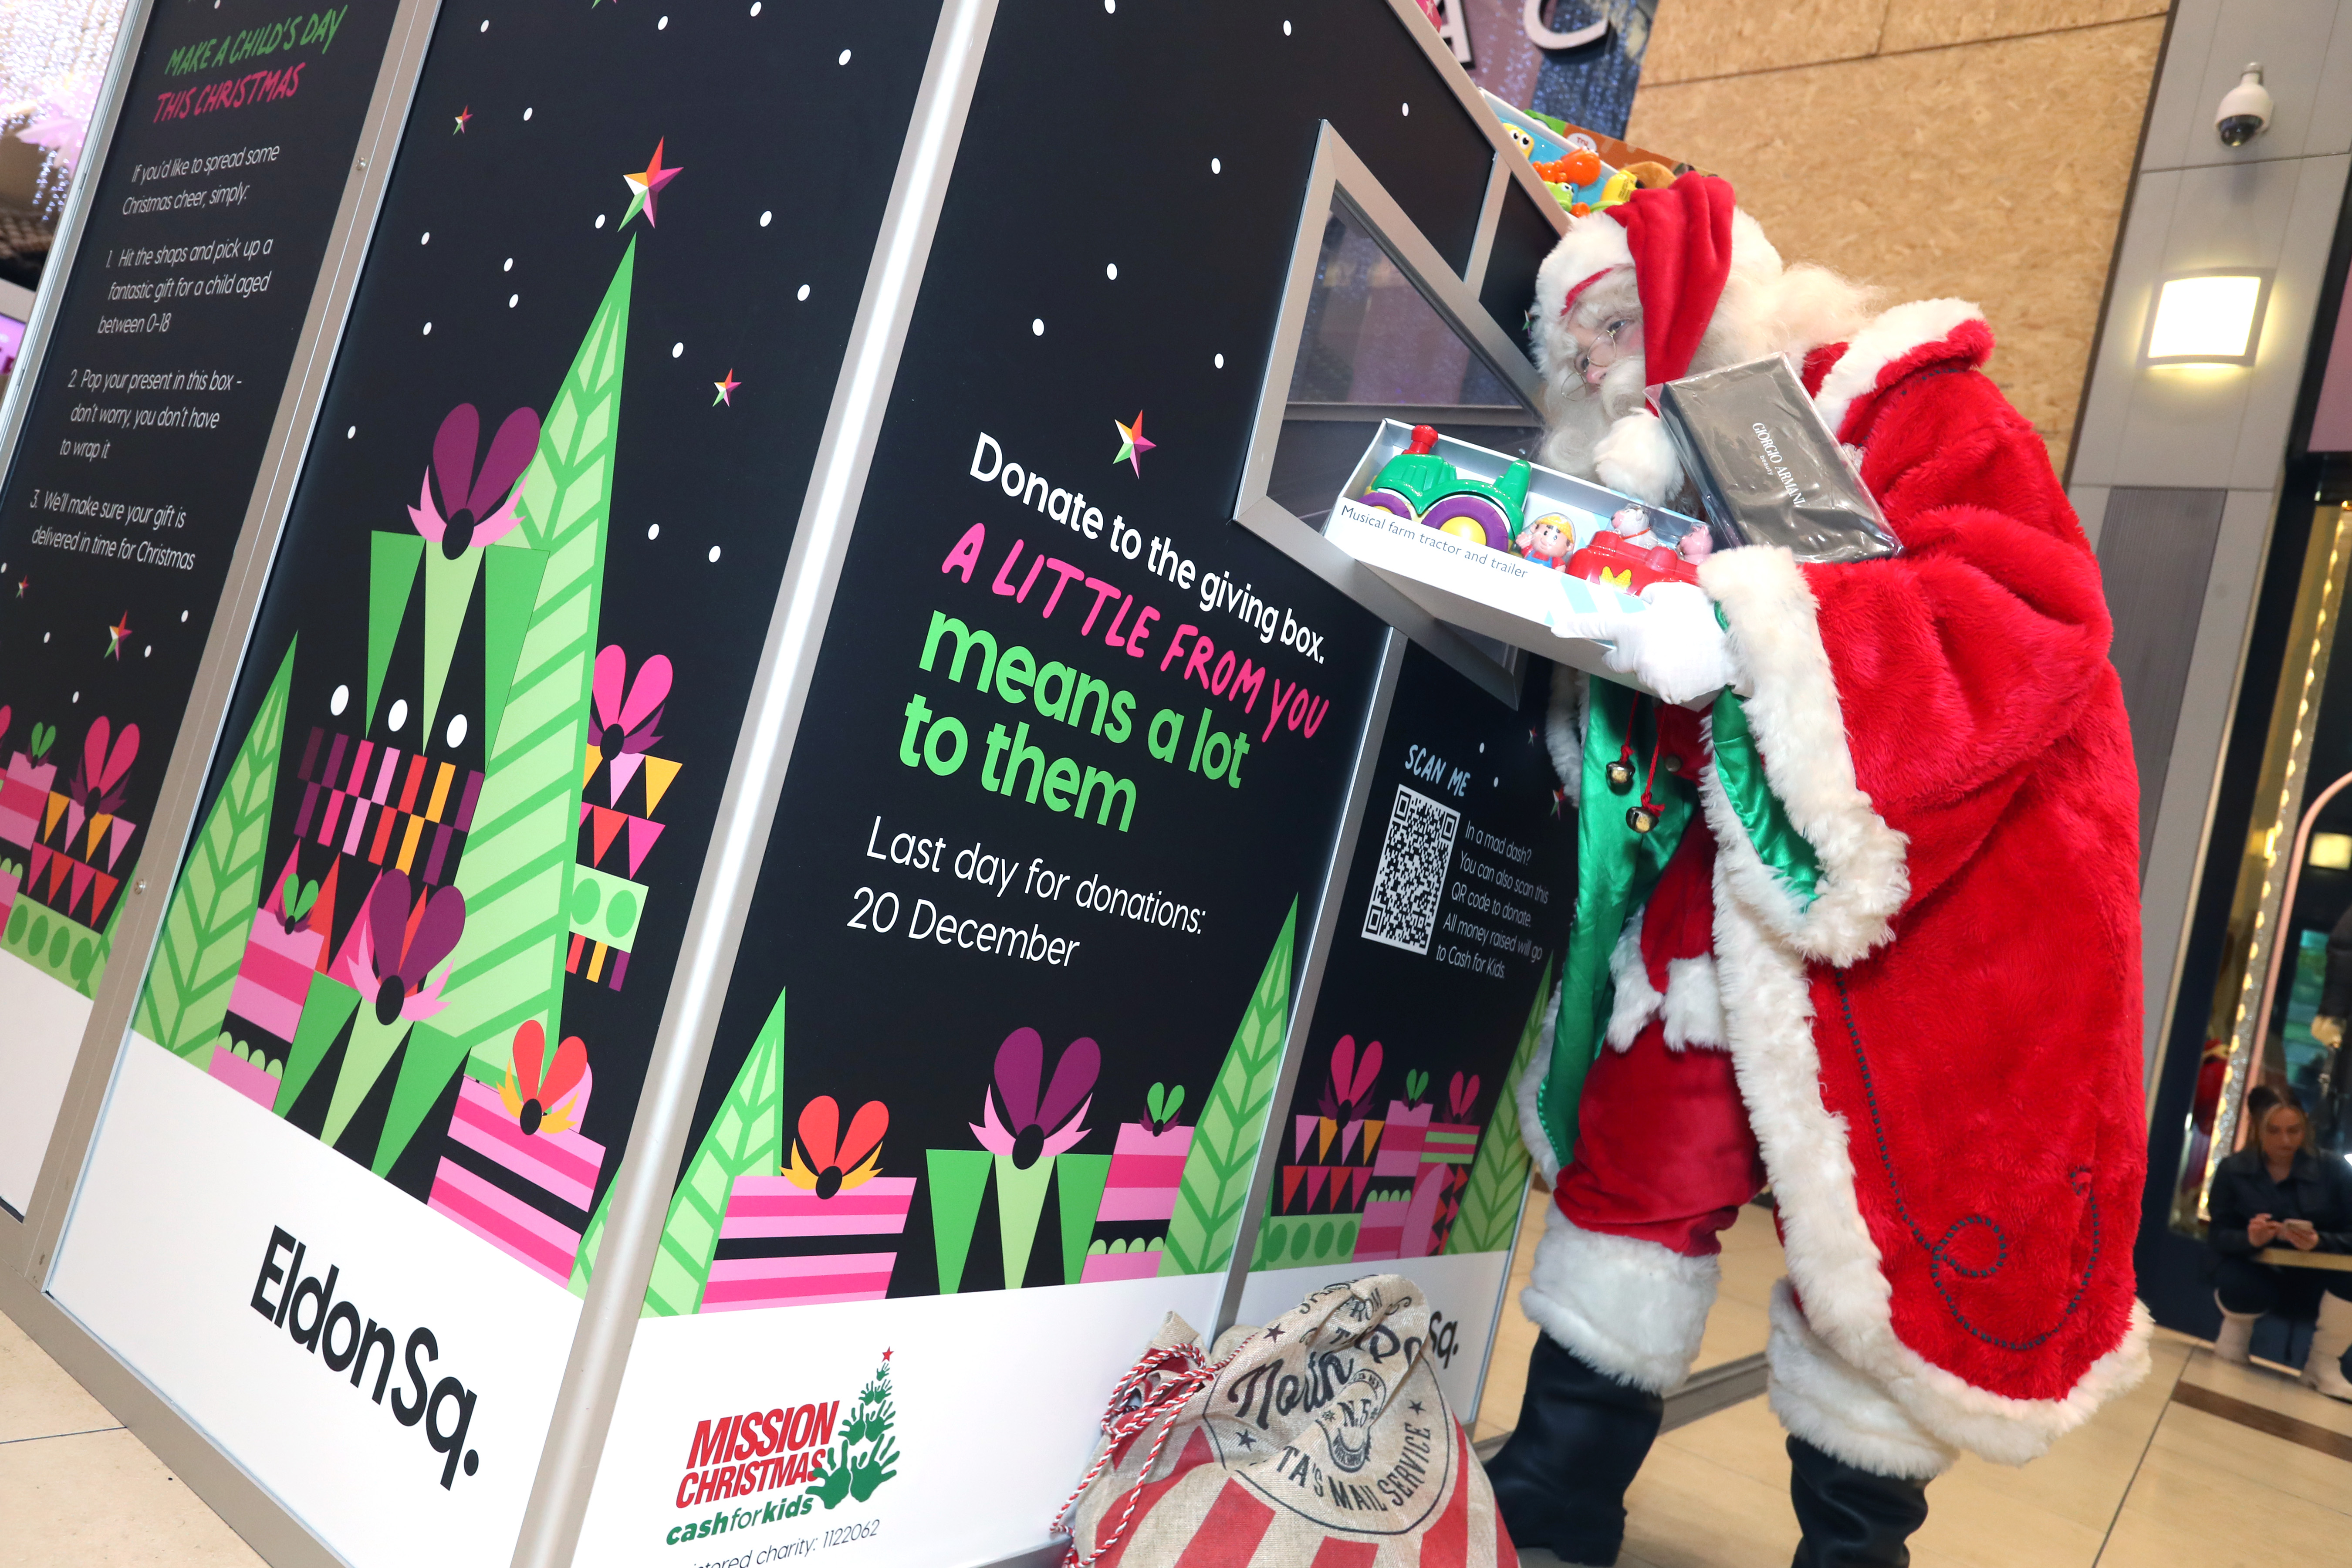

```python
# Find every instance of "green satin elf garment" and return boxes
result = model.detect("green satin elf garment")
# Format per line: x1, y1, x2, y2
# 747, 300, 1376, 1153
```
1534, 679, 1822, 1168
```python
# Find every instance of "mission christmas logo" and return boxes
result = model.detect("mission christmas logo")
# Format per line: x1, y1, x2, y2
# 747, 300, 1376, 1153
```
663, 1349, 900, 1546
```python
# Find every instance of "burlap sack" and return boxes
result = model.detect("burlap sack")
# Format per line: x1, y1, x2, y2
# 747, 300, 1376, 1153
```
1054, 1275, 1517, 1566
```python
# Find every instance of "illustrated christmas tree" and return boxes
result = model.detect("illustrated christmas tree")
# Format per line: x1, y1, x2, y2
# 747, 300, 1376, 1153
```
806, 1351, 900, 1510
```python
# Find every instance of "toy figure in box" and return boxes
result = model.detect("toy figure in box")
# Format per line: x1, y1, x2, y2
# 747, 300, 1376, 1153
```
1362, 424, 1530, 551
1483, 174, 2148, 1568
1561, 531, 1696, 595
1517, 514, 1574, 571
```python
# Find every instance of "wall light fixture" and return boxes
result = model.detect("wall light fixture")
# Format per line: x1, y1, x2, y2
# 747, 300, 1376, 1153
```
2142, 269, 2272, 366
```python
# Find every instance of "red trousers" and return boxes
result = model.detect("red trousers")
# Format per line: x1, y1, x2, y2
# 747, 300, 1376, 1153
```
1551, 1024, 1764, 1256
1551, 826, 1765, 1257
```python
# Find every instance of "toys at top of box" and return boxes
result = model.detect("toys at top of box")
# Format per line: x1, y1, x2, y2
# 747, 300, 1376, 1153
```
1564, 531, 1700, 593
1360, 426, 1707, 594
1531, 148, 1640, 216
1478, 90, 1697, 216
1363, 425, 1532, 551
1483, 91, 1578, 167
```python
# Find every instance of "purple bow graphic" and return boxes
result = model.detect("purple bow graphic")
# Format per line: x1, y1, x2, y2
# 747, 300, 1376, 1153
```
342, 869, 465, 1025
408, 403, 541, 558
972, 1027, 1098, 1169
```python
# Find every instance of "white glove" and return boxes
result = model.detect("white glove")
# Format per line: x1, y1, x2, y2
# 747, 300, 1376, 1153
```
1600, 581, 1739, 705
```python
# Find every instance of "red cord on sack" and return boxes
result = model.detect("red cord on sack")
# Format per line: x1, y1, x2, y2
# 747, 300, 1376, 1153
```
1051, 1337, 1242, 1567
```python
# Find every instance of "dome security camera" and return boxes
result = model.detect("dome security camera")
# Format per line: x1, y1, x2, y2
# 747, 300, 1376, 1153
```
2217, 63, 2272, 147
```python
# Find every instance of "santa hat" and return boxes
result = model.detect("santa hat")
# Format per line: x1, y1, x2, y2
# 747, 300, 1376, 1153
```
1532, 174, 1780, 502
1554, 174, 1738, 386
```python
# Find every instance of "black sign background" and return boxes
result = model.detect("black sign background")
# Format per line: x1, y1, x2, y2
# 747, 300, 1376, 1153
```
666, 0, 1545, 1306
117, 1, 948, 1261
0, 0, 396, 997
1250, 646, 1574, 1275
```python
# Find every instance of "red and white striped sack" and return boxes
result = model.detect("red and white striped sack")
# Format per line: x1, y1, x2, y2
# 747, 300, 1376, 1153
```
1054, 1275, 1517, 1568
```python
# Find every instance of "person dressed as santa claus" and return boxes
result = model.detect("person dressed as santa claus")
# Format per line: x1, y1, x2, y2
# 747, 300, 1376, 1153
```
1484, 174, 2151, 1567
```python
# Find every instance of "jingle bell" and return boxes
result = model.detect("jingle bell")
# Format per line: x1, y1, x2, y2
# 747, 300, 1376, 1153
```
1606, 758, 1636, 792
1627, 804, 1658, 834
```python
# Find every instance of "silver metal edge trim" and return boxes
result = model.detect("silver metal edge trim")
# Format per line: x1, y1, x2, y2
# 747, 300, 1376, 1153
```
1374, 0, 1568, 253
1328, 132, 1544, 405
0, 0, 155, 1244
1463, 1162, 1535, 1433
1234, 495, 1516, 706
1465, 154, 1508, 289
0, 1265, 350, 1567
1230, 122, 1538, 706
1211, 626, 1408, 1337
504, 4, 1002, 1564
20, 0, 448, 1279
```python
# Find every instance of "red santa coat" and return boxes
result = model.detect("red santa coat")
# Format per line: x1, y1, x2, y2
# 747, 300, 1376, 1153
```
1691, 299, 2150, 1463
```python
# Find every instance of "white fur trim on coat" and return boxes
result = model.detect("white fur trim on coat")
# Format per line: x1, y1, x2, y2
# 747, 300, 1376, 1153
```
1661, 956, 1724, 1050
1604, 912, 1726, 1052
1697, 545, 1909, 966
1708, 837, 2155, 1463
1546, 664, 1586, 804
1605, 911, 1660, 1049
1594, 409, 1685, 505
1523, 1217, 1719, 1394
1515, 981, 1564, 1186
1811, 298, 1984, 444
1767, 1281, 1957, 1480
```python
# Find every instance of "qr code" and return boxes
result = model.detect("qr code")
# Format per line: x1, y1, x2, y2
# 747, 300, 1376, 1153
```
1361, 785, 1460, 955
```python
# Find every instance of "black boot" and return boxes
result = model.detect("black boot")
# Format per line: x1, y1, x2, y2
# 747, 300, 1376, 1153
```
1483, 1334, 1663, 1566
1787, 1436, 1931, 1567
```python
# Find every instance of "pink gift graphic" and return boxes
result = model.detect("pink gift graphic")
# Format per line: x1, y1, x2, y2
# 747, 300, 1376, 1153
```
707, 1175, 916, 1311
1370, 1098, 1431, 1178
1080, 1240, 1166, 1283
224, 854, 326, 1043
1354, 1164, 1450, 1262
1095, 1119, 1193, 1223
1354, 1076, 1459, 1261
429, 1024, 608, 1284
206, 1042, 282, 1110
0, 753, 56, 850
706, 1097, 911, 1311
1076, 1090, 1193, 1284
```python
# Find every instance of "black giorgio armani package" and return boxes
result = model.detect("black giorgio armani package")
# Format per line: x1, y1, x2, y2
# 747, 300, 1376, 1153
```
1655, 355, 1900, 563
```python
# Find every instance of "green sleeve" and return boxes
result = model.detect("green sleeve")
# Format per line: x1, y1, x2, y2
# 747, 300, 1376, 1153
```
1537, 679, 1693, 1166
1707, 691, 1819, 907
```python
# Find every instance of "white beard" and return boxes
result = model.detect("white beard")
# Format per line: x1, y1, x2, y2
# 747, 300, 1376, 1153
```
1538, 351, 1649, 479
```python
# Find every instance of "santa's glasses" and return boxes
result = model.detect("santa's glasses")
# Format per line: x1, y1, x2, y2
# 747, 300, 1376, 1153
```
1572, 316, 1633, 384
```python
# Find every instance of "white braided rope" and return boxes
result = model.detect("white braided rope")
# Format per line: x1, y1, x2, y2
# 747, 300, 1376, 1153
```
1051, 1336, 1241, 1566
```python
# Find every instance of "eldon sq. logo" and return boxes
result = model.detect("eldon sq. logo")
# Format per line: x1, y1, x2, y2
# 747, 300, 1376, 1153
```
664, 1349, 901, 1546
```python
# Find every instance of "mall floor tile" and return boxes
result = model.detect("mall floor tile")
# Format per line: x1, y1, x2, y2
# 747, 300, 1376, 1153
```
7, 1219, 2350, 1565
0, 1314, 262, 1566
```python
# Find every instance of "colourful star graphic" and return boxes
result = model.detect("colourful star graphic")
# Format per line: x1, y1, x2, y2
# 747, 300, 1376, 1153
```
620, 138, 683, 229
105, 611, 132, 659
713, 368, 741, 406
453, 105, 470, 134
881, 1348, 893, 1361
14, 578, 24, 597
1112, 411, 1156, 475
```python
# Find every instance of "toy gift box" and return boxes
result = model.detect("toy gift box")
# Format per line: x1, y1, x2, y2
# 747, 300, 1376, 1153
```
1321, 419, 1706, 669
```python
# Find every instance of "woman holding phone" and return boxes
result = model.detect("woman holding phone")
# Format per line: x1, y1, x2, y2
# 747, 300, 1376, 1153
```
2208, 1097, 2352, 1399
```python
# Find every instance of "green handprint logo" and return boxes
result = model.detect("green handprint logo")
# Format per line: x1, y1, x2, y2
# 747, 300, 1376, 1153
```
848, 1435, 899, 1501
806, 1351, 901, 1511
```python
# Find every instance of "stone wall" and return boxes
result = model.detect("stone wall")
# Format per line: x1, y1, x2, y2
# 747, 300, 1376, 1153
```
1626, 0, 2171, 473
